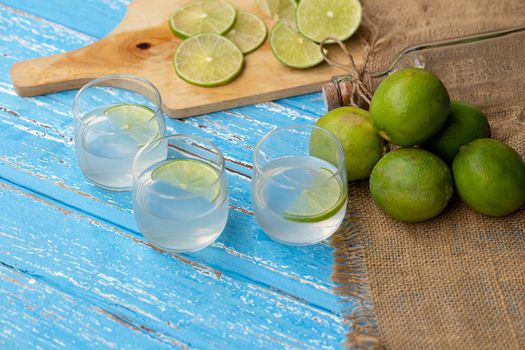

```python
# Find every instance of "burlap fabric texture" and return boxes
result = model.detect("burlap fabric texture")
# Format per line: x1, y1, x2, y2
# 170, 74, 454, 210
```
331, 0, 525, 349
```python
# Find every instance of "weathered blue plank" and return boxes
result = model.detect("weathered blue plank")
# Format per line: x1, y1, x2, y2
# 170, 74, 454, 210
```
0, 81, 339, 302
1, 0, 129, 38
0, 3, 340, 303
279, 93, 328, 116
0, 95, 340, 300
0, 160, 341, 315
0, 180, 345, 349
0, 264, 184, 350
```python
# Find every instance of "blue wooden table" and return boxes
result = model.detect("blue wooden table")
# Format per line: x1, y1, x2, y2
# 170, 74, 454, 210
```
0, 1, 351, 348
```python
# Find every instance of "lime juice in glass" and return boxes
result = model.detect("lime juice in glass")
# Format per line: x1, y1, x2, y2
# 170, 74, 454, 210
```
252, 125, 347, 245
133, 135, 228, 252
73, 75, 165, 191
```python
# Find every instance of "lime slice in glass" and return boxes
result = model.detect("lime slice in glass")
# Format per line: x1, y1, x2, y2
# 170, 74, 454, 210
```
104, 104, 158, 146
169, 0, 237, 39
284, 168, 346, 223
296, 0, 362, 43
174, 33, 244, 87
152, 159, 221, 201
270, 22, 323, 69
225, 11, 267, 54
255, 0, 297, 28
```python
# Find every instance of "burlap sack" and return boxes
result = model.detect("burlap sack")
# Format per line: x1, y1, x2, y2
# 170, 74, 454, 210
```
332, 1, 525, 348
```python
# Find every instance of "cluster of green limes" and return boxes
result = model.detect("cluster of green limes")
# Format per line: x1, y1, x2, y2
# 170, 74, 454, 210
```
315, 67, 525, 222
170, 0, 268, 87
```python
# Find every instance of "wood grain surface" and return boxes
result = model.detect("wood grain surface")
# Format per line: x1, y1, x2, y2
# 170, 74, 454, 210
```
0, 1, 349, 349
9, 0, 363, 118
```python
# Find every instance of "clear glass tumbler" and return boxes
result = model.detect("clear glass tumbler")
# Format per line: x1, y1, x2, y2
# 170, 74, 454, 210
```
132, 134, 229, 252
73, 74, 166, 191
252, 125, 348, 245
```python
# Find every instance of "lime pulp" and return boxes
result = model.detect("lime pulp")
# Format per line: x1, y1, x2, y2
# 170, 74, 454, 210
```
104, 104, 158, 146
296, 0, 362, 43
270, 22, 323, 69
225, 11, 267, 54
169, 0, 237, 39
284, 167, 347, 223
174, 33, 244, 87
151, 159, 221, 201
255, 0, 297, 28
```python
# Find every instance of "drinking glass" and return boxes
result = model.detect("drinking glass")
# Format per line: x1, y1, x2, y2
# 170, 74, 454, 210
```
132, 134, 229, 252
252, 125, 348, 245
73, 74, 166, 191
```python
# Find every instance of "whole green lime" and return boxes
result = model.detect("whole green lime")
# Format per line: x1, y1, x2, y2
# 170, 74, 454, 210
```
369, 68, 451, 146
314, 106, 388, 181
452, 138, 525, 217
370, 148, 454, 222
423, 101, 491, 163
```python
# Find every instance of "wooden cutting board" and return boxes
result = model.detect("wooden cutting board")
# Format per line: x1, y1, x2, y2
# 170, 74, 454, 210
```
10, 0, 363, 118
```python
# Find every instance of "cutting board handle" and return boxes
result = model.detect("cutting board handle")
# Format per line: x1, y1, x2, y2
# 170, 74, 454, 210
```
11, 43, 107, 97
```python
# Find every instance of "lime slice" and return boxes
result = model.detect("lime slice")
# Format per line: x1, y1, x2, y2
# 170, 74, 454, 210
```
270, 22, 323, 69
169, 0, 237, 39
104, 104, 158, 146
225, 11, 267, 54
255, 0, 297, 28
174, 33, 244, 87
284, 167, 346, 223
296, 0, 362, 43
152, 159, 221, 201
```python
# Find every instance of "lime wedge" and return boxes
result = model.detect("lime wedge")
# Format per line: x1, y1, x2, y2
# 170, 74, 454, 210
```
169, 0, 237, 39
255, 0, 297, 28
284, 168, 346, 223
104, 104, 158, 146
225, 11, 267, 54
296, 0, 362, 43
151, 159, 221, 201
270, 22, 323, 69
174, 33, 244, 87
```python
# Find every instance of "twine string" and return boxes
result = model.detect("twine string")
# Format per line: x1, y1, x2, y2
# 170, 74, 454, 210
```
320, 18, 385, 109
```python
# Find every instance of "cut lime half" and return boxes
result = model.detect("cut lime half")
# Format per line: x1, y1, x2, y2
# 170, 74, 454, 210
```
151, 159, 221, 201
226, 11, 267, 54
255, 0, 297, 28
296, 0, 362, 43
169, 0, 237, 39
104, 104, 158, 146
284, 168, 347, 223
174, 33, 244, 87
270, 22, 323, 69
